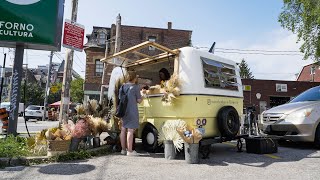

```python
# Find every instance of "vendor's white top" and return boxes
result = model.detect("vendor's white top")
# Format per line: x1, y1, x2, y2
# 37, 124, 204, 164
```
178, 47, 243, 98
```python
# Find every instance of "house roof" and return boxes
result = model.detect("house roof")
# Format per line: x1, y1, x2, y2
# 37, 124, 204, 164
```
296, 61, 320, 81
84, 26, 110, 49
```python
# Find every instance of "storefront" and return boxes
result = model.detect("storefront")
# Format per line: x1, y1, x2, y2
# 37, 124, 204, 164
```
242, 79, 320, 114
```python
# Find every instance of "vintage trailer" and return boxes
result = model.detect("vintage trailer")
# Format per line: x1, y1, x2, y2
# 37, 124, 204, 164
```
102, 41, 243, 152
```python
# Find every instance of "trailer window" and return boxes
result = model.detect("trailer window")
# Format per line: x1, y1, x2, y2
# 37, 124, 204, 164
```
201, 57, 238, 91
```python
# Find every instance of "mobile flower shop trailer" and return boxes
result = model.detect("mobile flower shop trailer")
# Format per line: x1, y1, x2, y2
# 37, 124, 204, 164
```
102, 41, 243, 152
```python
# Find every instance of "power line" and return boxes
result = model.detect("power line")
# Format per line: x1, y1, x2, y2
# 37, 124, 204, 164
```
53, 53, 64, 63
54, 53, 84, 72
195, 46, 302, 53
216, 48, 301, 53
215, 50, 304, 56
254, 72, 297, 74
74, 53, 85, 66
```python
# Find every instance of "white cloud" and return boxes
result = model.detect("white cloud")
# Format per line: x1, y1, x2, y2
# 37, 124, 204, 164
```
207, 29, 314, 81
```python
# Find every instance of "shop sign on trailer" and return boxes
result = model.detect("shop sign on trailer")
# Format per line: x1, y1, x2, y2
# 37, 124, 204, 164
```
62, 19, 85, 52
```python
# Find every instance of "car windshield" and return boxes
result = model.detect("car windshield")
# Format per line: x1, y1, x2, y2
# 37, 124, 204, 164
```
290, 86, 320, 103
26, 106, 40, 110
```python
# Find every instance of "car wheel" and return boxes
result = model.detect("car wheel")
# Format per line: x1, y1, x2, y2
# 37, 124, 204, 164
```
314, 124, 320, 149
217, 106, 240, 138
142, 124, 159, 152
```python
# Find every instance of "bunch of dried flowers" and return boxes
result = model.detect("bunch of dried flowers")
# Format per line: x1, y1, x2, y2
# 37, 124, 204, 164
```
161, 74, 182, 104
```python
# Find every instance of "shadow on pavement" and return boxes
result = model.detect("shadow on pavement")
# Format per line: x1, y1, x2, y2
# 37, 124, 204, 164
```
0, 166, 27, 172
132, 139, 320, 167
199, 140, 320, 167
38, 163, 95, 175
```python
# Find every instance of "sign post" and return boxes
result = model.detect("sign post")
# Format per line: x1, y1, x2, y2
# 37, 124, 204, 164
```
0, 0, 64, 135
8, 45, 24, 135
59, 0, 84, 124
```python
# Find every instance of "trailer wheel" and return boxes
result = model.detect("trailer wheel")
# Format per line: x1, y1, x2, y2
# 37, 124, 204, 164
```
217, 106, 240, 138
142, 124, 159, 152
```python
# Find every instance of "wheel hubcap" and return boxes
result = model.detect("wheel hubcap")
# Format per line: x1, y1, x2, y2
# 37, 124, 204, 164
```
146, 132, 155, 145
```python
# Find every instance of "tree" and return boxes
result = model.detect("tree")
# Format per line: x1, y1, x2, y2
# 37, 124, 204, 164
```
48, 82, 62, 104
21, 82, 45, 106
239, 59, 254, 79
70, 78, 84, 103
279, 0, 320, 60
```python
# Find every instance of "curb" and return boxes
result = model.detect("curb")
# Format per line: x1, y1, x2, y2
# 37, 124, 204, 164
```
0, 145, 113, 168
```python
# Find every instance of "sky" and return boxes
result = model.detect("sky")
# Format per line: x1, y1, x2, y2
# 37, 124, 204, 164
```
0, 0, 314, 80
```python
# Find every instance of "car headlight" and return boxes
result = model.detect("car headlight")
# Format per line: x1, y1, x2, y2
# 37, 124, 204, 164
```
284, 108, 313, 122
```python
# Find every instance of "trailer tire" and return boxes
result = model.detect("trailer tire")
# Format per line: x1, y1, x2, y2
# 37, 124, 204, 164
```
142, 124, 159, 152
217, 106, 240, 138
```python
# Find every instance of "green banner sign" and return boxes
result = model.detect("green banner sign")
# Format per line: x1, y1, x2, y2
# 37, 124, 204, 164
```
0, 0, 64, 51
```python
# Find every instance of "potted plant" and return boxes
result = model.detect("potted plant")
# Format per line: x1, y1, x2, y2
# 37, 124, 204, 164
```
44, 127, 73, 156
86, 116, 111, 147
158, 120, 186, 159
84, 99, 112, 148
62, 116, 91, 152
177, 127, 203, 164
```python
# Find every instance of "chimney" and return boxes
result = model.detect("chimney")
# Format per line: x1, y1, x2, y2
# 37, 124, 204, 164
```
168, 22, 172, 30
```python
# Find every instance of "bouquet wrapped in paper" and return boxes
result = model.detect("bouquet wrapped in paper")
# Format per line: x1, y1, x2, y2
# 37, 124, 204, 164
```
177, 126, 203, 144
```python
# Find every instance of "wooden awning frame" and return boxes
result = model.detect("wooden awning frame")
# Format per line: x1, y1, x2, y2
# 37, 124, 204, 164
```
101, 41, 180, 68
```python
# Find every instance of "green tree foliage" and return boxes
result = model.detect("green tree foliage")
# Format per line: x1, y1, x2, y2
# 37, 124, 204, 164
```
239, 59, 254, 79
279, 0, 320, 60
48, 82, 62, 104
21, 82, 45, 106
70, 78, 84, 103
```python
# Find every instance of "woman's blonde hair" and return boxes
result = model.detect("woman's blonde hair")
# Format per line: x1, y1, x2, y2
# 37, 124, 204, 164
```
126, 71, 137, 82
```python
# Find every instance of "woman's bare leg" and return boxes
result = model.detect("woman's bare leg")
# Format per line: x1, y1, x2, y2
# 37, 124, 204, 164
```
120, 126, 127, 151
127, 128, 135, 152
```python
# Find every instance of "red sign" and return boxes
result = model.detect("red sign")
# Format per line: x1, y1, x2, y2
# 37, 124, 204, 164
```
62, 19, 85, 52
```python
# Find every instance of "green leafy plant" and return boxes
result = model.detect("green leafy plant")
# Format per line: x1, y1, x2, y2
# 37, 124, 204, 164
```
56, 150, 91, 162
0, 135, 29, 158
279, 0, 320, 60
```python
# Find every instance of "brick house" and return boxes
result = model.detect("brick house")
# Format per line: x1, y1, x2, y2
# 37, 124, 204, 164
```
242, 79, 320, 114
84, 20, 192, 100
296, 62, 320, 82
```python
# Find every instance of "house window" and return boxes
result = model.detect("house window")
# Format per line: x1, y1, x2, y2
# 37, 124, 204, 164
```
310, 66, 316, 75
95, 59, 104, 77
276, 84, 287, 92
98, 33, 106, 44
148, 36, 156, 50
201, 57, 238, 91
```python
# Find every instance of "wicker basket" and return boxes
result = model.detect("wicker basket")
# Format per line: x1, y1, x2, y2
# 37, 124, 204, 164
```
47, 140, 71, 152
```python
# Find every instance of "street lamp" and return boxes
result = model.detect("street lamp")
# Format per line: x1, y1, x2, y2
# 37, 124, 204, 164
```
256, 93, 261, 100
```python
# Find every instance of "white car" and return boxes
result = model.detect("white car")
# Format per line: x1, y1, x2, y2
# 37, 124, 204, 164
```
25, 105, 47, 121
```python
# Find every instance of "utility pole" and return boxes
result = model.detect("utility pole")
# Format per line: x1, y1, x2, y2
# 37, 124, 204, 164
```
0, 53, 6, 102
99, 14, 121, 104
59, 0, 78, 124
8, 45, 24, 135
99, 40, 109, 104
114, 14, 121, 64
43, 51, 53, 121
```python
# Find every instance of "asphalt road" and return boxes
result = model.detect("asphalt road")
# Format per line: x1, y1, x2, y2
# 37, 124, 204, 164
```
1, 140, 320, 180
1, 117, 59, 134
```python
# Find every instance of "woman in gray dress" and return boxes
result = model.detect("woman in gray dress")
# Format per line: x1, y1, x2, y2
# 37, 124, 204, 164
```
120, 71, 143, 156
